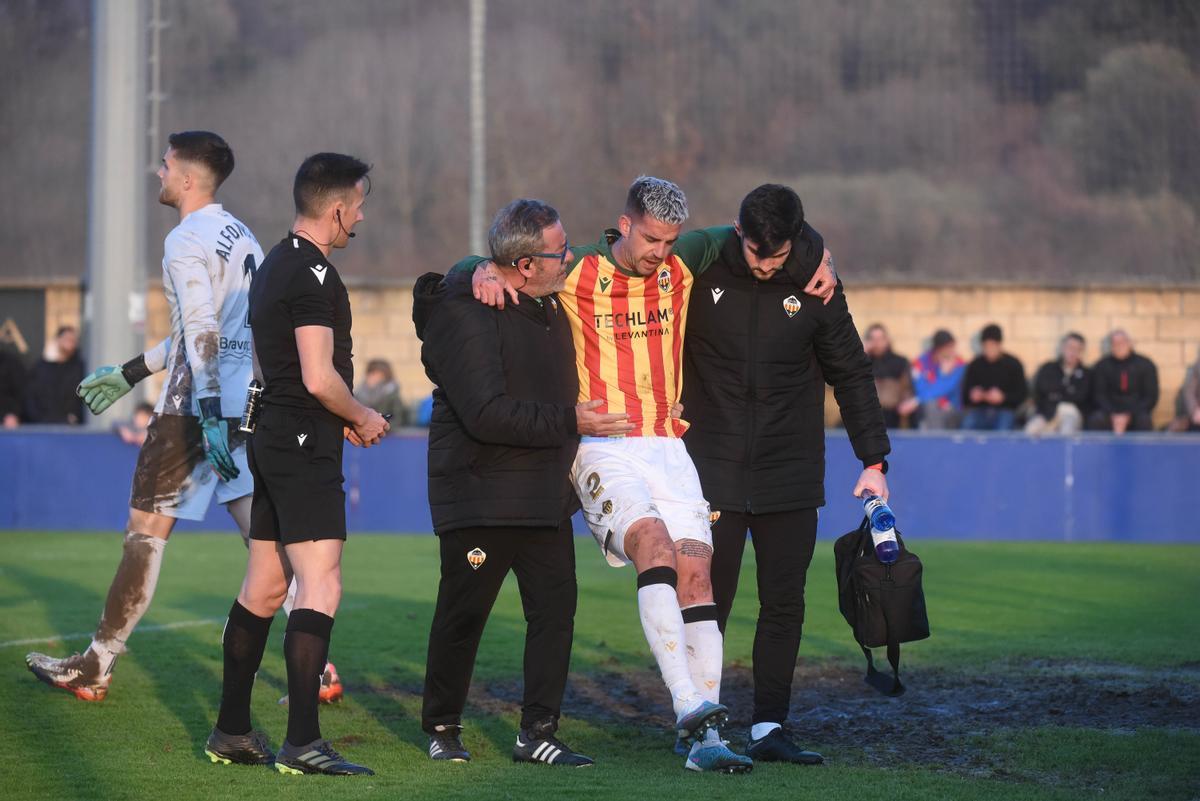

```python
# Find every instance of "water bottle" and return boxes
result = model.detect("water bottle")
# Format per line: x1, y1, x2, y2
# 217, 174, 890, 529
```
238, 379, 264, 434
862, 493, 895, 530
863, 493, 899, 564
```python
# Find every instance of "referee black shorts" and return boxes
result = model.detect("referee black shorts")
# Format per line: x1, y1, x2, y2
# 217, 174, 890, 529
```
248, 404, 347, 544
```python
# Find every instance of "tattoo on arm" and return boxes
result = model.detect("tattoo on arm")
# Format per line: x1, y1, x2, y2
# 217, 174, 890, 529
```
677, 539, 713, 559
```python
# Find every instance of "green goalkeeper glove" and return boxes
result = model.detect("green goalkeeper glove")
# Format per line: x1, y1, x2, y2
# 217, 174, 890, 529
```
199, 397, 239, 482
76, 355, 153, 416
77, 366, 132, 415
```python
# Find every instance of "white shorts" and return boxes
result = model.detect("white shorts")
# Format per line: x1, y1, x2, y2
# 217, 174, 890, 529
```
129, 414, 253, 521
570, 437, 712, 567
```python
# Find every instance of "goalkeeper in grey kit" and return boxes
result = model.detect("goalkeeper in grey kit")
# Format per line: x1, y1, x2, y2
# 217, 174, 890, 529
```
24, 131, 339, 708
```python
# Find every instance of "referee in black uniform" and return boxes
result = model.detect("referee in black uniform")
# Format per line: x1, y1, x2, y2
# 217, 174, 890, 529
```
682, 184, 891, 764
413, 199, 630, 767
206, 153, 388, 776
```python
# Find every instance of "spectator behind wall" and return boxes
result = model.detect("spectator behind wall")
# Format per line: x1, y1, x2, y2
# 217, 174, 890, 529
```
1168, 345, 1200, 433
23, 326, 84, 424
913, 328, 965, 430
114, 401, 155, 446
1088, 329, 1158, 434
1026, 332, 1091, 436
863, 323, 917, 428
354, 358, 408, 428
415, 394, 434, 427
0, 343, 25, 428
961, 324, 1027, 431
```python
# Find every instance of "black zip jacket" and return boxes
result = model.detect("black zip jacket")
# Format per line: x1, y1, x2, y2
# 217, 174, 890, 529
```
682, 228, 890, 513
1032, 360, 1092, 419
413, 271, 580, 534
1091, 352, 1159, 416
961, 353, 1028, 411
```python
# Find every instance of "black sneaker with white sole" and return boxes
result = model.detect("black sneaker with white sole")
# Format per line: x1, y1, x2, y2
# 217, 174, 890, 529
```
274, 738, 374, 775
204, 727, 275, 766
428, 725, 470, 762
513, 720, 594, 767
746, 727, 824, 765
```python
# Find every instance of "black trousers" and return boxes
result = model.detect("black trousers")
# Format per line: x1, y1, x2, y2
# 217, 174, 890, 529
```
421, 522, 577, 734
711, 508, 818, 725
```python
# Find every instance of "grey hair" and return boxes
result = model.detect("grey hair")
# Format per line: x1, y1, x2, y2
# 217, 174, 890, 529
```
624, 175, 689, 225
488, 199, 560, 266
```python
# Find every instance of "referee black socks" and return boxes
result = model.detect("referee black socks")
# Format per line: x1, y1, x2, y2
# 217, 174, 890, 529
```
216, 600, 274, 736
284, 608, 335, 746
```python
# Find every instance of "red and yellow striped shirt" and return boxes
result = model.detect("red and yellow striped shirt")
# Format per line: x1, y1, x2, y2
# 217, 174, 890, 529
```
562, 228, 730, 438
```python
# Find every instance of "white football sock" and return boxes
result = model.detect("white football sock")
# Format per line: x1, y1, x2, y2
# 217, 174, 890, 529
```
751, 722, 782, 740
637, 582, 701, 717
90, 531, 167, 674
682, 610, 723, 705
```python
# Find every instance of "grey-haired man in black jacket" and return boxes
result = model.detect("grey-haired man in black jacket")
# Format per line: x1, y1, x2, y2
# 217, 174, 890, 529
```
413, 198, 630, 768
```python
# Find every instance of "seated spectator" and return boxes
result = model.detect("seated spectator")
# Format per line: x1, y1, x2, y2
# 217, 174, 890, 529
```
1168, 346, 1200, 433
354, 358, 408, 428
913, 328, 965, 430
0, 343, 25, 429
1088, 329, 1158, 434
864, 323, 917, 428
961, 324, 1028, 431
415, 394, 434, 427
115, 402, 155, 446
22, 326, 84, 424
1026, 332, 1091, 436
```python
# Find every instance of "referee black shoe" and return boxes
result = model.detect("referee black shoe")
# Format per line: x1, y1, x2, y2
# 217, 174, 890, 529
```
428, 725, 470, 762
513, 720, 594, 767
204, 726, 275, 766
274, 738, 374, 776
746, 727, 824, 765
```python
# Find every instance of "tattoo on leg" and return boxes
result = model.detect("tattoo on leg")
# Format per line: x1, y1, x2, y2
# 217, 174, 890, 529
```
677, 539, 713, 559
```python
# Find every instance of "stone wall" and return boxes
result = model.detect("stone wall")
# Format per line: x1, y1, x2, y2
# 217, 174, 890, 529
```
42, 282, 1200, 427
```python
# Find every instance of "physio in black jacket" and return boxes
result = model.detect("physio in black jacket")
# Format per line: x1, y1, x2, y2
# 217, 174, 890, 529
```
413, 199, 630, 767
682, 185, 891, 764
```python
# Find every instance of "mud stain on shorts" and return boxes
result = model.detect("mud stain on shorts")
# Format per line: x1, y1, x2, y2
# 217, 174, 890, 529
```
130, 416, 206, 514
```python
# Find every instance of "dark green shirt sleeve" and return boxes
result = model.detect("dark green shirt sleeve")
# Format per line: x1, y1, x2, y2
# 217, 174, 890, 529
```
671, 226, 735, 275
448, 255, 488, 276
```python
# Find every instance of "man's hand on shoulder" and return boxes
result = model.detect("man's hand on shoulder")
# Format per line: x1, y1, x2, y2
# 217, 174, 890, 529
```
575, 399, 633, 437
804, 248, 837, 305
472, 260, 519, 308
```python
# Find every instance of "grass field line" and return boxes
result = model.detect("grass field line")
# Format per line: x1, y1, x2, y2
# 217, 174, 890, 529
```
0, 602, 370, 649
0, 616, 225, 649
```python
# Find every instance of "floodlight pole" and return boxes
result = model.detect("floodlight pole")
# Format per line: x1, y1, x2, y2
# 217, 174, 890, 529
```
85, 0, 147, 426
468, 0, 487, 256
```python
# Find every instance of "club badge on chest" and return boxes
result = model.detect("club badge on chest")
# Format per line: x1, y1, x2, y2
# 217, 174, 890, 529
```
783, 295, 802, 318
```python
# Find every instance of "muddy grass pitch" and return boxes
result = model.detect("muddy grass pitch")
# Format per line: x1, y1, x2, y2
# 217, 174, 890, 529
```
1, 532, 1196, 801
